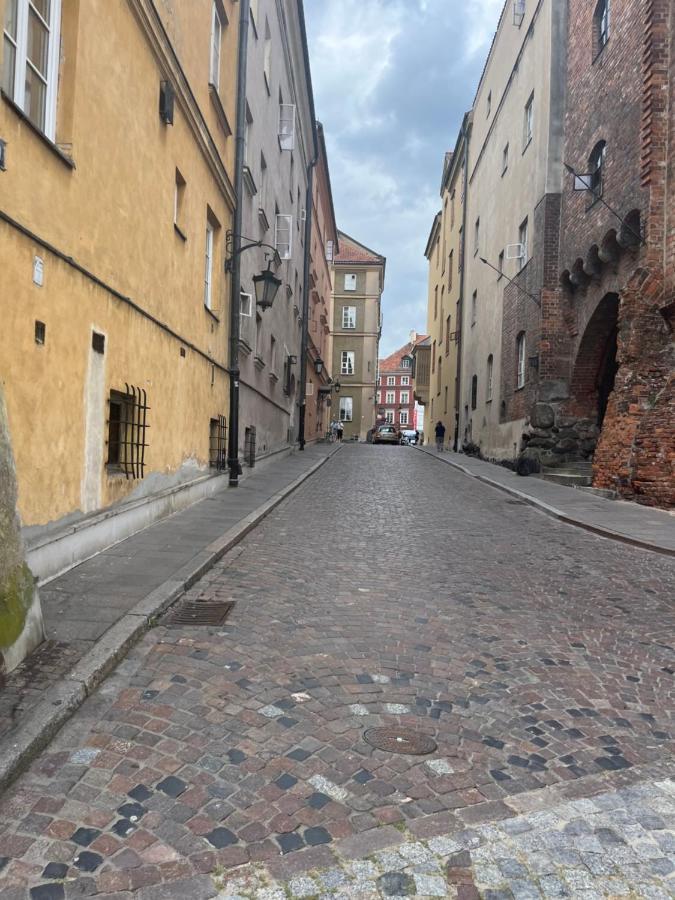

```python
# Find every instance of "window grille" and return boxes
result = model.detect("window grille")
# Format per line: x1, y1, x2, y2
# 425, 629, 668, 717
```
244, 426, 256, 467
107, 385, 150, 480
209, 415, 227, 470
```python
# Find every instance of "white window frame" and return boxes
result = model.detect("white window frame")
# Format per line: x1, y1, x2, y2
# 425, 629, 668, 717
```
401, 376, 410, 386
204, 221, 214, 310
376, 391, 381, 403
325, 240, 334, 261
344, 273, 357, 291
3, 0, 62, 140
386, 376, 395, 386
517, 334, 526, 388
278, 103, 296, 151
401, 357, 411, 369
399, 411, 409, 426
339, 397, 353, 422
240, 291, 252, 317
385, 411, 394, 424
210, 0, 223, 89
342, 306, 356, 329
340, 351, 355, 376
385, 391, 395, 404
524, 93, 534, 147
518, 218, 529, 271
400, 391, 410, 405
275, 214, 293, 259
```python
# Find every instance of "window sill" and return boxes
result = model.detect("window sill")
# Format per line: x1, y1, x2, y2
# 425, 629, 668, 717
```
254, 355, 266, 371
501, 167, 508, 177
204, 305, 220, 323
269, 372, 279, 382
1, 91, 75, 169
515, 384, 526, 392
174, 223, 187, 242
238, 337, 253, 356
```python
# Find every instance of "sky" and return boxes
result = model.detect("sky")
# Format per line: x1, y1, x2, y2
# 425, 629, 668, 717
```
304, 0, 505, 357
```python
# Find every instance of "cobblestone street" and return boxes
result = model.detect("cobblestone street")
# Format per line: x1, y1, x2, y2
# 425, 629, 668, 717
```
1, 445, 674, 898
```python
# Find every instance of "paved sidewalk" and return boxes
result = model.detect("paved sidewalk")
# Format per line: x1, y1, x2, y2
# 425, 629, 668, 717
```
0, 444, 338, 753
417, 446, 675, 555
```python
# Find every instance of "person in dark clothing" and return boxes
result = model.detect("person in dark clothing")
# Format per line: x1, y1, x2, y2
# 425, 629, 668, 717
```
434, 420, 446, 452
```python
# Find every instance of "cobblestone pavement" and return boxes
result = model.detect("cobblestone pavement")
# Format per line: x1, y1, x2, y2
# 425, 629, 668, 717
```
0, 445, 673, 898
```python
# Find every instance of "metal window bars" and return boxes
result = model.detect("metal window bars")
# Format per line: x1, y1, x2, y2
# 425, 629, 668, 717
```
107, 384, 150, 480
209, 415, 227, 471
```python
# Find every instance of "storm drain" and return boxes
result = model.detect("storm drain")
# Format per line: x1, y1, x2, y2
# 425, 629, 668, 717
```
162, 600, 235, 627
364, 726, 437, 755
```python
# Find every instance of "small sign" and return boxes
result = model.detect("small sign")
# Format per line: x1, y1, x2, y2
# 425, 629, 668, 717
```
33, 256, 44, 286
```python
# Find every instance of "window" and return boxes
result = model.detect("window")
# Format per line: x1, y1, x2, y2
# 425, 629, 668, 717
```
342, 306, 356, 329
595, 0, 610, 54
448, 250, 453, 290
209, 416, 227, 470
524, 93, 534, 147
210, 1, 223, 89
240, 292, 252, 317
437, 357, 442, 394
270, 334, 277, 373
387, 376, 395, 386
474, 217, 480, 255
401, 376, 410, 386
341, 351, 355, 375
444, 386, 448, 415
339, 397, 353, 422
204, 220, 214, 310
450, 190, 456, 228
385, 391, 395, 404
471, 375, 478, 411
434, 285, 438, 320
588, 140, 606, 200
275, 214, 292, 259
458, 226, 464, 272
325, 240, 334, 261
385, 410, 394, 424
250, 0, 258, 29
498, 249, 504, 278
487, 355, 494, 401
445, 315, 452, 354
471, 290, 477, 326
344, 273, 357, 291
502, 143, 509, 174
518, 218, 529, 270
400, 391, 409, 405
263, 19, 271, 90
2, 0, 62, 139
516, 332, 526, 388
401, 357, 411, 369
34, 319, 45, 344
431, 341, 436, 373
174, 169, 186, 233
278, 103, 295, 151
107, 387, 149, 479
399, 411, 409, 426
376, 391, 381, 403
486, 90, 492, 117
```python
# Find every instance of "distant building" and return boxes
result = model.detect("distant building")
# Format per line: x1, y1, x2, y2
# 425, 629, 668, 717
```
377, 336, 423, 431
330, 233, 386, 440
412, 336, 431, 438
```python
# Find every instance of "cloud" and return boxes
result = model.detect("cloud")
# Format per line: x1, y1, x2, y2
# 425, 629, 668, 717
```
304, 0, 505, 355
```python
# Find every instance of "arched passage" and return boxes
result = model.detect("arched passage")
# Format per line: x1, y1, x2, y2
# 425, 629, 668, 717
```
569, 292, 619, 427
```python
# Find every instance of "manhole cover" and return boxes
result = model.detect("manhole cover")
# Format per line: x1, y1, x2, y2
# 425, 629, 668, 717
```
163, 600, 235, 626
364, 727, 437, 755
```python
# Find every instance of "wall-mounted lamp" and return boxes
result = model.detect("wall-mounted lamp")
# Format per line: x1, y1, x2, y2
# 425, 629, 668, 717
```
314, 356, 324, 375
253, 261, 282, 311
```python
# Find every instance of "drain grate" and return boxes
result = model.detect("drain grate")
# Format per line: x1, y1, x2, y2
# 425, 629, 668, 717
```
163, 600, 235, 627
364, 726, 437, 755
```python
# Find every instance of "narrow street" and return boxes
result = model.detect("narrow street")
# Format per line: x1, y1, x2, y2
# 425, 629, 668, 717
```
1, 445, 674, 899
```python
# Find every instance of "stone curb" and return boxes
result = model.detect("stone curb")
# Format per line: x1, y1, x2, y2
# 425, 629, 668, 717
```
0, 446, 341, 795
415, 445, 674, 558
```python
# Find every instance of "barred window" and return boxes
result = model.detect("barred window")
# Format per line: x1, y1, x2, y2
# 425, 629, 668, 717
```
107, 386, 149, 480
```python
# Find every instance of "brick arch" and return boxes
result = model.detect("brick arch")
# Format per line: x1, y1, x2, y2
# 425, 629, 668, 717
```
568, 292, 619, 423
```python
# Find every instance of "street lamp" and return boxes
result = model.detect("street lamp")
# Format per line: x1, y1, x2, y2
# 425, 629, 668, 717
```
252, 260, 282, 311
314, 356, 324, 375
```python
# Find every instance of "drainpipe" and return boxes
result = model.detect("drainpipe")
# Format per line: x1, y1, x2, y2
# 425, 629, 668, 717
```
454, 116, 471, 452
297, 0, 319, 451
227, 0, 251, 486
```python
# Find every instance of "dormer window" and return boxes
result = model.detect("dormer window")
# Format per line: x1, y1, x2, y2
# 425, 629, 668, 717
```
401, 356, 411, 369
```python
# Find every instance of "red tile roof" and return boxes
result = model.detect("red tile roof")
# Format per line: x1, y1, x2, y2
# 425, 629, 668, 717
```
379, 341, 417, 373
334, 231, 385, 265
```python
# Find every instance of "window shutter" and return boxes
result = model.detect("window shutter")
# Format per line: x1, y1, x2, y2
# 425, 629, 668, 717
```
278, 104, 296, 151
275, 214, 293, 259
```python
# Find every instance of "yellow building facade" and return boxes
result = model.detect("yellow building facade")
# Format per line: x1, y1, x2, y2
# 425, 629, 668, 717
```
424, 119, 469, 450
0, 0, 239, 581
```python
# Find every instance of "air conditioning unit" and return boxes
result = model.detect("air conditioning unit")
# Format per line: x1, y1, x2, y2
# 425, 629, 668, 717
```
513, 0, 525, 25
505, 243, 525, 260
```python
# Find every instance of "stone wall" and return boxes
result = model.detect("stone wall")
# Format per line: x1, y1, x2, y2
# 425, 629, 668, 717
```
0, 389, 44, 676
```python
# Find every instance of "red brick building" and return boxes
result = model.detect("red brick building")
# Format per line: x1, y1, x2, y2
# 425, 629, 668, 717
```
517, 0, 673, 507
377, 337, 424, 431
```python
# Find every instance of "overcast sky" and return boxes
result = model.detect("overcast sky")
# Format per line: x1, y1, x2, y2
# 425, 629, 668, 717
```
304, 0, 504, 356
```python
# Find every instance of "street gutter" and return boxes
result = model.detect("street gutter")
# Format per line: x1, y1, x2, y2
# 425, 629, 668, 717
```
0, 445, 342, 794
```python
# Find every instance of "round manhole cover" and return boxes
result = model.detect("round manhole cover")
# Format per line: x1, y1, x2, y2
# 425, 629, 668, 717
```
364, 727, 437, 755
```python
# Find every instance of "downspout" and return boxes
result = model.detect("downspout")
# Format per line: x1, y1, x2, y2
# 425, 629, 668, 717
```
454, 117, 471, 452
297, 0, 319, 451
227, 0, 251, 486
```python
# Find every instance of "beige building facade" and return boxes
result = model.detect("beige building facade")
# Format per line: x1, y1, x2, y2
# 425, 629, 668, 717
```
458, 0, 566, 460
330, 233, 385, 441
0, 0, 238, 585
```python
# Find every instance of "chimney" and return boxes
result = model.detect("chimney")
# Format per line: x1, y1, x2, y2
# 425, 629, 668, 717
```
409, 329, 417, 344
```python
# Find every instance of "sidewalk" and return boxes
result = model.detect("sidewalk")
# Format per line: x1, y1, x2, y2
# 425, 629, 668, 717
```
417, 445, 675, 556
0, 443, 339, 790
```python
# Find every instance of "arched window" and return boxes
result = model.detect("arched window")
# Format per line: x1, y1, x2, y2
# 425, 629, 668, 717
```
516, 332, 526, 388
594, 0, 610, 54
589, 141, 606, 199
471, 375, 478, 410
487, 354, 494, 401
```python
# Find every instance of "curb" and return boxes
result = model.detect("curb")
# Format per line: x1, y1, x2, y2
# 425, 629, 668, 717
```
0, 446, 341, 794
415, 445, 674, 558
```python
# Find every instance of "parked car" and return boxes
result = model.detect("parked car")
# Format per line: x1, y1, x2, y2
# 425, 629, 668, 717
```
372, 425, 402, 445
401, 430, 419, 445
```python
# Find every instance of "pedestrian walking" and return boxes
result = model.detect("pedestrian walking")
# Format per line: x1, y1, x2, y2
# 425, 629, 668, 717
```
434, 420, 446, 452
336, 420, 344, 442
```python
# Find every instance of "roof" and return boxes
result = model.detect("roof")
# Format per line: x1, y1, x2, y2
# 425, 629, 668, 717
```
424, 211, 442, 260
334, 231, 385, 265
378, 340, 418, 373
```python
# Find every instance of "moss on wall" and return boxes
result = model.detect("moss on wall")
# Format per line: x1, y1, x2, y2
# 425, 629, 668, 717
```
0, 562, 34, 650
